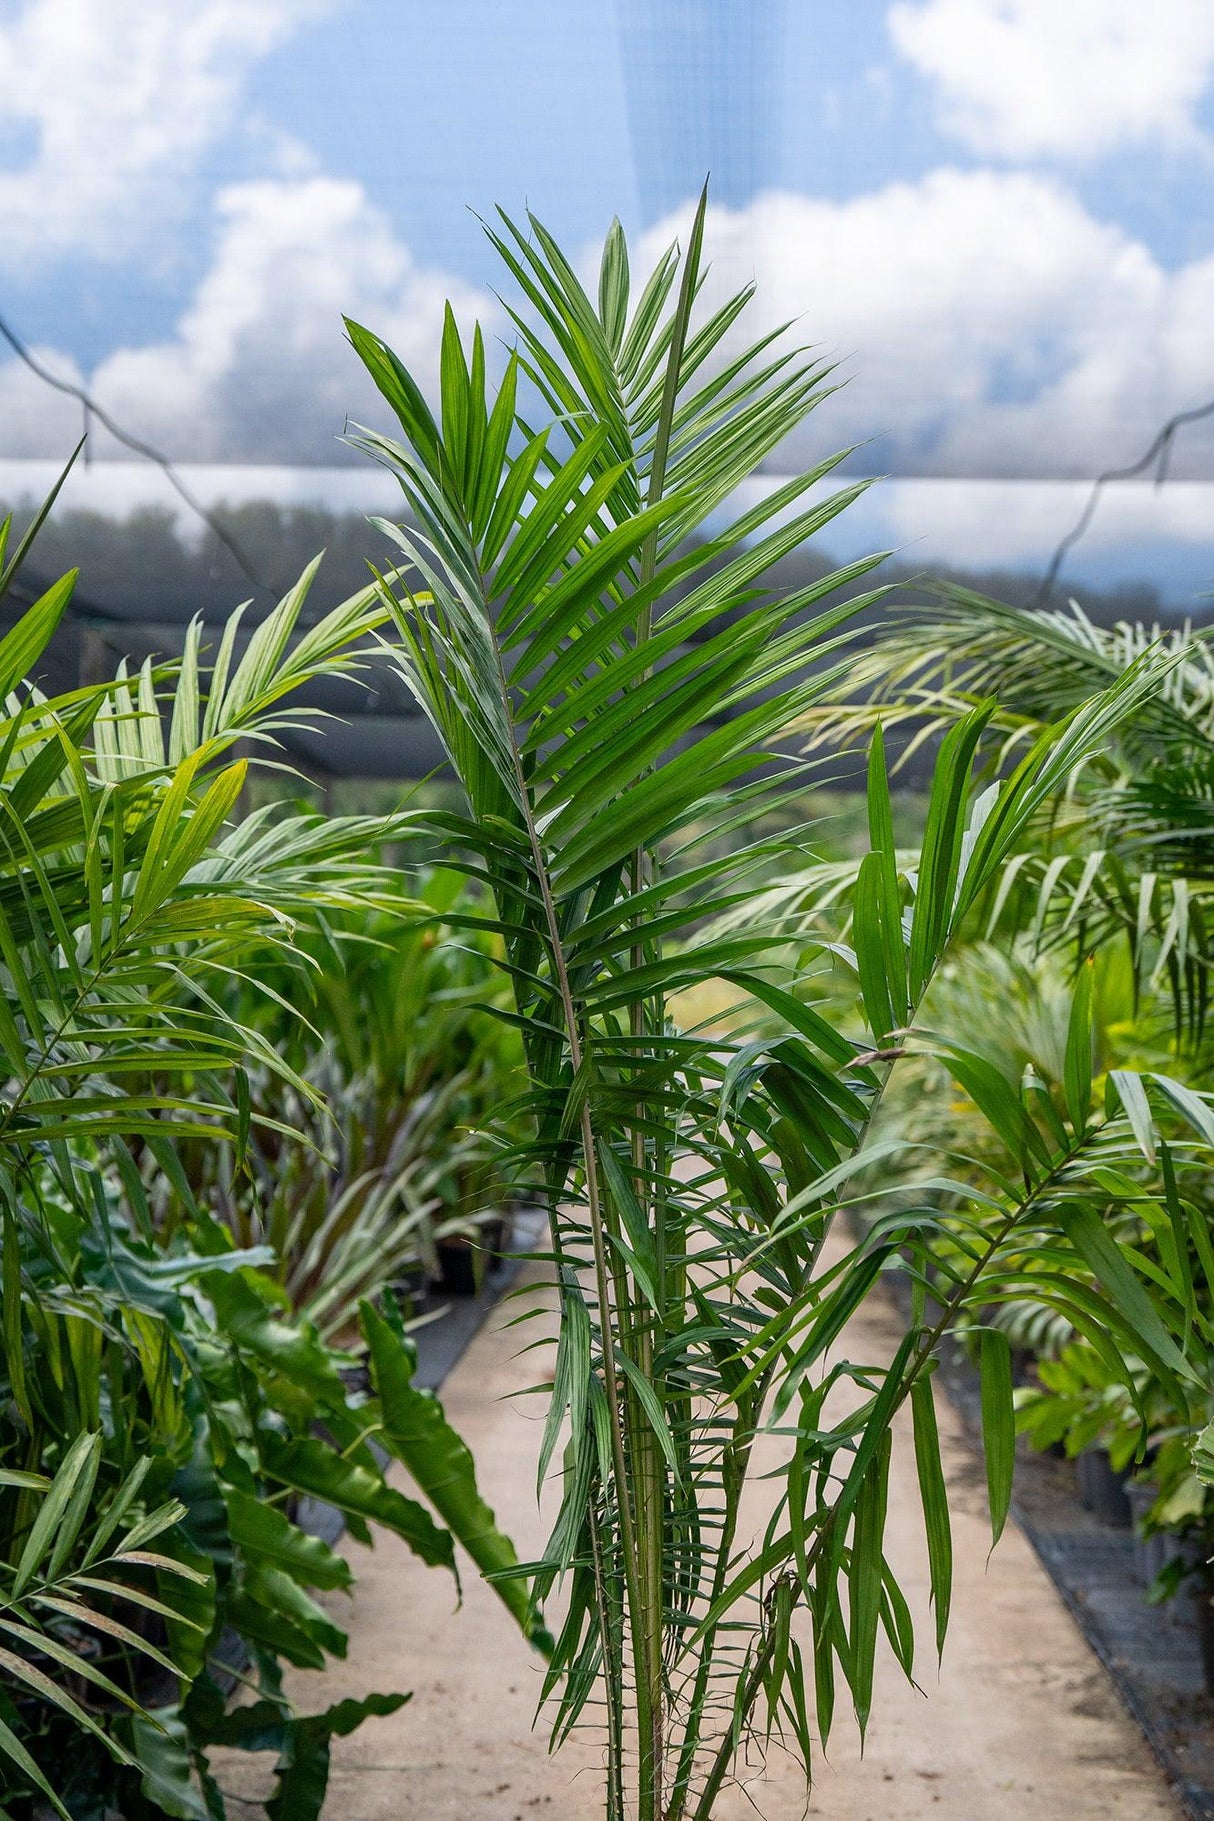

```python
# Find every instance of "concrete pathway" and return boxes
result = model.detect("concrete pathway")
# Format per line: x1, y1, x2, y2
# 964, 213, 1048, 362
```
213, 1268, 1182, 1819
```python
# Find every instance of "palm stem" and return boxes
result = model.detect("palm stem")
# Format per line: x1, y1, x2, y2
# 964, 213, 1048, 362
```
589, 1490, 626, 1821
623, 186, 708, 1819
478, 573, 655, 1804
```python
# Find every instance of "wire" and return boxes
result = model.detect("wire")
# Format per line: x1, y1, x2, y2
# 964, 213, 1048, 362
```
0, 308, 280, 600
1034, 392, 1214, 606
8, 294, 1209, 619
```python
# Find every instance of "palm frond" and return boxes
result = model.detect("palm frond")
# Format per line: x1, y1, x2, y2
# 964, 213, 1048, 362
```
0, 1438, 206, 1819
345, 203, 1203, 1821
798, 588, 1213, 764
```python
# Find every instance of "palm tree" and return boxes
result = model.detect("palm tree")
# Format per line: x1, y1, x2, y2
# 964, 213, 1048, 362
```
346, 198, 1214, 1819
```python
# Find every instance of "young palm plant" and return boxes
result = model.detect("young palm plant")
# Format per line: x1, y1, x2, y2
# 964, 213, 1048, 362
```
347, 201, 1214, 1819
795, 588, 1214, 1024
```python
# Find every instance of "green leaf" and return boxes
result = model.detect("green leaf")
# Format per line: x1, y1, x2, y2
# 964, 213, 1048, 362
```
129, 1707, 207, 1820
266, 1692, 410, 1821
241, 1562, 348, 1662
0, 439, 82, 602
2, 1213, 30, 1430
1055, 1198, 1194, 1393
0, 572, 77, 696
598, 217, 631, 351
1063, 961, 1094, 1135
14, 1432, 100, 1596
260, 1435, 455, 1573
853, 850, 896, 1045
1109, 1069, 1156, 1163
1151, 1073, 1214, 1149
911, 1373, 952, 1658
908, 705, 993, 1000
615, 1346, 683, 1483
978, 1327, 1015, 1548
203, 1272, 348, 1407
943, 1046, 1051, 1174
865, 725, 908, 1027
361, 1300, 546, 1645
848, 1428, 891, 1737
225, 1487, 353, 1592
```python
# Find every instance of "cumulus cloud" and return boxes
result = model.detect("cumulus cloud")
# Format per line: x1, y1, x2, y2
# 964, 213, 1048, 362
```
0, 176, 494, 463
0, 346, 85, 455
888, 0, 1214, 160
0, 0, 332, 264
6, 166, 1214, 481
637, 173, 1214, 479
879, 478, 1214, 568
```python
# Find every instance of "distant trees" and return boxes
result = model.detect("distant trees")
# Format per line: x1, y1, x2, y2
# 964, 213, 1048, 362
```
0, 494, 1167, 633
3, 499, 387, 621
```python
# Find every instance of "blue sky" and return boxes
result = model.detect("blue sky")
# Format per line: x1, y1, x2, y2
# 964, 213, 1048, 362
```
2, 0, 1214, 598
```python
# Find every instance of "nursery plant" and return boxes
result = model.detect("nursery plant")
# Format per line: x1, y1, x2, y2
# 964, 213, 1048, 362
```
347, 196, 1214, 1818
0, 511, 538, 1817
787, 584, 1214, 1593
191, 864, 531, 1339
794, 587, 1214, 1022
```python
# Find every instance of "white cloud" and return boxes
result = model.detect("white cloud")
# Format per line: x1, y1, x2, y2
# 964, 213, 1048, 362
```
0, 345, 85, 455
637, 173, 1214, 480
0, 176, 494, 464
888, 0, 1214, 160
0, 458, 401, 527
880, 478, 1214, 567
5, 166, 1214, 484
741, 472, 1214, 574
0, 0, 332, 264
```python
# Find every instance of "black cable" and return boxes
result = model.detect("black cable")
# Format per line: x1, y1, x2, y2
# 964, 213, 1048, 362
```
11, 294, 1207, 621
1034, 393, 1214, 606
0, 308, 280, 599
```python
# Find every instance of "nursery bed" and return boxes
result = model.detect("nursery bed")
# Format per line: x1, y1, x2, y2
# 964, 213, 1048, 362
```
931, 1311, 1214, 1819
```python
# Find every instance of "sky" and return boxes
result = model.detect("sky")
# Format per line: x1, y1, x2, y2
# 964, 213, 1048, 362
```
2, 0, 1214, 600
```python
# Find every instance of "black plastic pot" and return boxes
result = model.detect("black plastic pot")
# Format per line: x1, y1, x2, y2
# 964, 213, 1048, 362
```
432, 1214, 513, 1297
433, 1236, 480, 1296
1076, 1448, 1131, 1527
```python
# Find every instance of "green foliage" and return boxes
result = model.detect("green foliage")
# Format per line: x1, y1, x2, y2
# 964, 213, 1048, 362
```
186, 865, 531, 1342
777, 581, 1214, 1610
797, 588, 1214, 1032
346, 198, 1209, 1819
0, 493, 536, 1817
795, 572, 1214, 1503
0, 1441, 204, 1819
